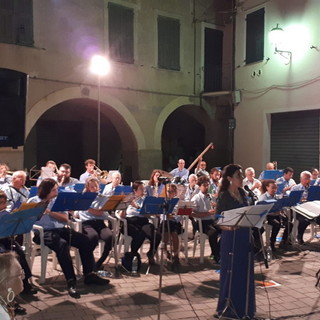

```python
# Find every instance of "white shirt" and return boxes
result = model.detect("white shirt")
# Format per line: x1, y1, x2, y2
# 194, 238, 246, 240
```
191, 191, 214, 221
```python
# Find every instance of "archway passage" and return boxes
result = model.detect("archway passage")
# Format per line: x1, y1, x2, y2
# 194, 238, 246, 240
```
24, 98, 138, 183
161, 105, 208, 172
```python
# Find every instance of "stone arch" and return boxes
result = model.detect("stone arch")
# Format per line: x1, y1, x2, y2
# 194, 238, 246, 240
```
154, 96, 209, 149
26, 86, 146, 150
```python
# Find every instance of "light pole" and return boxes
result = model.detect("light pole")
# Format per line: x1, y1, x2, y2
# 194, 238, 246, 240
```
90, 55, 110, 167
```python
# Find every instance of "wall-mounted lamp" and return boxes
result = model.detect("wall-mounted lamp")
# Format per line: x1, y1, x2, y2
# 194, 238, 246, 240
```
270, 24, 292, 63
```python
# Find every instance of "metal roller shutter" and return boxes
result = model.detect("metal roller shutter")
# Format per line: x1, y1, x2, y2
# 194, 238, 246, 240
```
271, 109, 320, 181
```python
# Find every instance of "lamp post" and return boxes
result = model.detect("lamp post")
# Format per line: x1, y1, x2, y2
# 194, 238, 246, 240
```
90, 55, 110, 167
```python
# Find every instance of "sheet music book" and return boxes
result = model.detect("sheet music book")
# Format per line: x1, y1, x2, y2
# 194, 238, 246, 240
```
176, 200, 195, 215
293, 201, 320, 219
52, 192, 97, 211
101, 195, 127, 211
41, 167, 55, 179
29, 186, 38, 198
216, 203, 274, 229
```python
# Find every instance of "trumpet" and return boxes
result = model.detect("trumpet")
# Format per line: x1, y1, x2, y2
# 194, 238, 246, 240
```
94, 165, 109, 180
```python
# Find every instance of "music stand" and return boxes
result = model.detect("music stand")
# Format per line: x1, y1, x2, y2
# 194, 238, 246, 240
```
307, 186, 320, 201
139, 195, 179, 320
0, 205, 46, 239
216, 203, 273, 319
260, 169, 283, 180
52, 192, 97, 211
114, 185, 133, 195
101, 195, 127, 211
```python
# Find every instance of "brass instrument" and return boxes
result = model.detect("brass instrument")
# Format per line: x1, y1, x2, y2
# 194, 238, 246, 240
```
94, 165, 109, 182
187, 142, 214, 172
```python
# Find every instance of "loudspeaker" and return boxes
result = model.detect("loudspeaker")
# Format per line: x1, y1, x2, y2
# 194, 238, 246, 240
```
0, 68, 27, 147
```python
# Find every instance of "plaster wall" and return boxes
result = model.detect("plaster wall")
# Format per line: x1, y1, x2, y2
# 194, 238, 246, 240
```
234, 0, 320, 172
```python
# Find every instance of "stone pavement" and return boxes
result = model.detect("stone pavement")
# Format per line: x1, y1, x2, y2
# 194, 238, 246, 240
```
16, 232, 320, 320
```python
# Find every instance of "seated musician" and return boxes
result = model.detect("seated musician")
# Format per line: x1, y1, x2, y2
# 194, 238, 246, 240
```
0, 163, 12, 191
102, 171, 121, 198
75, 177, 113, 271
275, 167, 296, 195
161, 184, 182, 266
145, 169, 163, 197
79, 159, 96, 183
57, 163, 79, 188
194, 158, 209, 177
243, 167, 261, 198
209, 168, 221, 198
28, 178, 109, 298
120, 181, 161, 265
191, 175, 221, 263
0, 191, 37, 295
3, 171, 29, 211
36, 160, 57, 186
258, 179, 292, 250
290, 171, 320, 244
170, 159, 189, 184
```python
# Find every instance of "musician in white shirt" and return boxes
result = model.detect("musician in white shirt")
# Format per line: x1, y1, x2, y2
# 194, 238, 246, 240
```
79, 159, 96, 183
3, 171, 29, 211
243, 167, 261, 198
102, 171, 121, 198
191, 175, 220, 263
290, 171, 314, 244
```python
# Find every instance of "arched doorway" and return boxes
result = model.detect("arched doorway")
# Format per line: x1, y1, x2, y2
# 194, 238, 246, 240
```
24, 98, 138, 184
162, 105, 208, 172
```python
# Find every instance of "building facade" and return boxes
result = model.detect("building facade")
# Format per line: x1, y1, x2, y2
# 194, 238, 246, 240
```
0, 0, 234, 181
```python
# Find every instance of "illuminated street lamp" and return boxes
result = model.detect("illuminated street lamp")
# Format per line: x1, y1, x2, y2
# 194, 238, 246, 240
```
90, 55, 110, 167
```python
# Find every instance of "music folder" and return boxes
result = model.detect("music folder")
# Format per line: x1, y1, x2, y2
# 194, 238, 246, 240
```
216, 203, 274, 229
114, 185, 133, 195
0, 204, 46, 238
101, 195, 127, 211
51, 192, 97, 211
140, 196, 179, 215
307, 186, 320, 201
176, 200, 196, 215
260, 170, 283, 180
293, 201, 320, 219
257, 190, 304, 213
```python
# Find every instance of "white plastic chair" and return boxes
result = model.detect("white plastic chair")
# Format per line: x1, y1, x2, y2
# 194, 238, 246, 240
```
30, 225, 81, 284
192, 217, 209, 263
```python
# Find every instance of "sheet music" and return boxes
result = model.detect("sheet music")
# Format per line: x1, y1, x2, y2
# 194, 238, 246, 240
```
293, 201, 320, 219
217, 204, 273, 229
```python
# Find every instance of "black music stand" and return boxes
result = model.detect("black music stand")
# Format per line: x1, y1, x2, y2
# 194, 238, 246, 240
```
140, 195, 179, 320
216, 203, 273, 319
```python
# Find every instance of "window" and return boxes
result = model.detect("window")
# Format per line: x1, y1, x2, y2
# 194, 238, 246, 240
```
245, 8, 264, 64
108, 2, 134, 64
0, 0, 33, 46
158, 15, 180, 71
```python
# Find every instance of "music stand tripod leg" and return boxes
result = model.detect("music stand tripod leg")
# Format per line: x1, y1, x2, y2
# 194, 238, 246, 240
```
219, 230, 241, 320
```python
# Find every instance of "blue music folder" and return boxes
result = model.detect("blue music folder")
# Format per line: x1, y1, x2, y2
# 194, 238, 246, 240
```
257, 190, 303, 213
29, 186, 38, 198
52, 192, 97, 211
0, 206, 46, 238
140, 196, 179, 215
114, 185, 133, 195
73, 183, 85, 193
307, 186, 320, 201
260, 170, 283, 180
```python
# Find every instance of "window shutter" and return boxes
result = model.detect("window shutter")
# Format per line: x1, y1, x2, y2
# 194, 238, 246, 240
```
246, 8, 264, 64
158, 16, 180, 71
108, 2, 134, 64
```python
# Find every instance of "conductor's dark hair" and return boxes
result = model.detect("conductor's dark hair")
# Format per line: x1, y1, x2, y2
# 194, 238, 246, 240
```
218, 164, 242, 195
